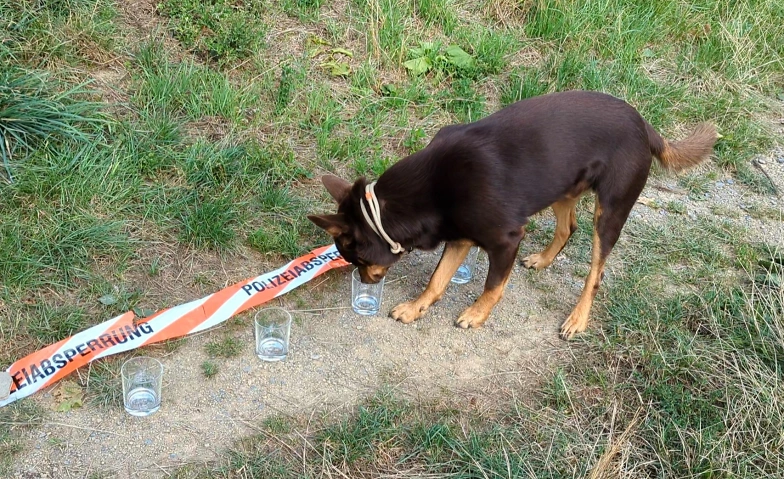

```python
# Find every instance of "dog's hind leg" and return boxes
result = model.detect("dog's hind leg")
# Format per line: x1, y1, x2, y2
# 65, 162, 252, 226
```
455, 235, 522, 329
559, 193, 636, 339
391, 240, 473, 324
522, 197, 579, 270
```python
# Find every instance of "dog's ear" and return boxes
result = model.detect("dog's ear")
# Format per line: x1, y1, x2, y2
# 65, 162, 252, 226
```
321, 175, 352, 203
307, 214, 349, 238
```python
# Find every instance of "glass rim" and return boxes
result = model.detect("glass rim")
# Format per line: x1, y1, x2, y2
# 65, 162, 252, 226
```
253, 306, 292, 324
351, 267, 386, 284
121, 356, 163, 377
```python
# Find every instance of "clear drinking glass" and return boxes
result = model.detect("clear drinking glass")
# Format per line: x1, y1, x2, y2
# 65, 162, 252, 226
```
254, 307, 292, 361
451, 247, 479, 284
351, 268, 385, 316
122, 356, 163, 417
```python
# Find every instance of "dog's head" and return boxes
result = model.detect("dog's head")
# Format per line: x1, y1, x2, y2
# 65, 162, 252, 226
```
308, 175, 403, 284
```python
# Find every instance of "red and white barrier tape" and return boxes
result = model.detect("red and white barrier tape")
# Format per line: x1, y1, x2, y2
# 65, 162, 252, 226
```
0, 244, 348, 407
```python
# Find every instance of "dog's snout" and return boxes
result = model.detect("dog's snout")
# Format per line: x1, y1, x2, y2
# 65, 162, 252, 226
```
359, 265, 388, 284
359, 271, 381, 284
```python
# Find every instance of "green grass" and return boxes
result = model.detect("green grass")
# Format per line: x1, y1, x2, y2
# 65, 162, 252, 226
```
0, 0, 117, 67
156, 0, 268, 64
24, 304, 89, 345
85, 359, 123, 408
351, 0, 413, 65
205, 335, 244, 358
0, 69, 106, 181
679, 172, 715, 199
180, 195, 241, 250
744, 203, 784, 221
1, 0, 783, 474
201, 360, 219, 378
280, 0, 324, 20
0, 204, 132, 290
414, 0, 458, 35
440, 77, 486, 122
665, 200, 687, 215
132, 41, 254, 121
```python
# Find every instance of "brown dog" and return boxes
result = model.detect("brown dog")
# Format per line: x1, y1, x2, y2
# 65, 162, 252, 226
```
308, 90, 718, 339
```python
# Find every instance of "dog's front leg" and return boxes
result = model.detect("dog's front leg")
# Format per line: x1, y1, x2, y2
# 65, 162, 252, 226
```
455, 242, 520, 329
390, 240, 473, 324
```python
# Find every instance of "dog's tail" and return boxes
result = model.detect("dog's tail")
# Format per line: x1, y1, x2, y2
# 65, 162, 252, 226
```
646, 121, 719, 172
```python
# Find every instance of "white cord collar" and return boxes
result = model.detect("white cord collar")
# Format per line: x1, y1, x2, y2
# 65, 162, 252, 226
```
359, 182, 405, 254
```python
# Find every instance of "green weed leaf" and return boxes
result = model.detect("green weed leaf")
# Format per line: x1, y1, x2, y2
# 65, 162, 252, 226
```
54, 381, 83, 412
404, 57, 432, 75
380, 84, 398, 96
309, 47, 327, 58
321, 61, 351, 77
330, 48, 353, 58
133, 307, 156, 318
307, 35, 331, 46
445, 45, 474, 69
98, 294, 117, 306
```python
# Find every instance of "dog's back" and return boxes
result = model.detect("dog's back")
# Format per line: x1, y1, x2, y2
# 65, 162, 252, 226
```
381, 91, 652, 237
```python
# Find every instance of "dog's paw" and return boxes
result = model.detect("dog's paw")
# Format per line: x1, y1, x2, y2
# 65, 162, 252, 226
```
522, 253, 552, 271
390, 301, 426, 324
559, 312, 588, 340
454, 307, 489, 329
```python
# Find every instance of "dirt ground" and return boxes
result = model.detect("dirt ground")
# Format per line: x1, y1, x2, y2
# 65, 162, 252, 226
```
8, 150, 784, 478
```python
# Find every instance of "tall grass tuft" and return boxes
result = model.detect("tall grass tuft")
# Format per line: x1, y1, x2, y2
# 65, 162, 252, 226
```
0, 69, 105, 182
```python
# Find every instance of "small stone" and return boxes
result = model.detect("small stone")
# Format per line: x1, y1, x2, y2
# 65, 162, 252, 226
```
777, 156, 784, 164
0, 371, 11, 400
726, 178, 734, 185
310, 353, 322, 360
145, 439, 153, 445
757, 158, 766, 165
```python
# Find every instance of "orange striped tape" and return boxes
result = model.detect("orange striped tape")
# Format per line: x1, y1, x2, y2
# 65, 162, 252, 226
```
0, 245, 348, 407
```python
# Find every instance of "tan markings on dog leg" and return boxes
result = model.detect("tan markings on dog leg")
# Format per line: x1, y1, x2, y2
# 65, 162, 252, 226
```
561, 203, 604, 340
390, 240, 473, 324
523, 197, 578, 270
455, 267, 513, 329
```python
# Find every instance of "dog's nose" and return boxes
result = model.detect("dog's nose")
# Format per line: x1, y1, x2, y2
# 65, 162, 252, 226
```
358, 270, 377, 284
